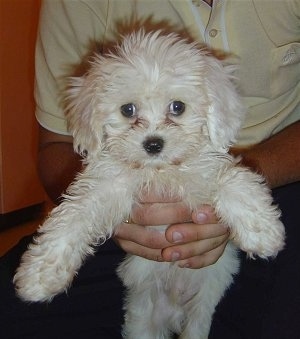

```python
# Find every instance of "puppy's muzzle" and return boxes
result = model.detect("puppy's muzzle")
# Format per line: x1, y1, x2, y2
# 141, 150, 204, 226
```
143, 137, 164, 155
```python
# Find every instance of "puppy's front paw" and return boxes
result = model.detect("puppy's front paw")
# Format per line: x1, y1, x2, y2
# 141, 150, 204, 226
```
216, 167, 285, 259
234, 217, 285, 259
14, 242, 78, 302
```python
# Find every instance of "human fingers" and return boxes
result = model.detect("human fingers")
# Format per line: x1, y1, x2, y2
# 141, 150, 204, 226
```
114, 222, 171, 250
176, 241, 228, 269
164, 204, 226, 245
113, 238, 164, 262
191, 204, 219, 224
113, 200, 190, 260
162, 230, 229, 268
162, 203, 229, 269
165, 221, 228, 245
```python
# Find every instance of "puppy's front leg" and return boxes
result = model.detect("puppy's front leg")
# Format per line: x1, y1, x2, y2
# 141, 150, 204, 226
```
14, 174, 131, 302
214, 166, 285, 258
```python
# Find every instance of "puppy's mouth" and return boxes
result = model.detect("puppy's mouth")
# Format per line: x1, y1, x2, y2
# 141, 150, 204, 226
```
129, 158, 183, 170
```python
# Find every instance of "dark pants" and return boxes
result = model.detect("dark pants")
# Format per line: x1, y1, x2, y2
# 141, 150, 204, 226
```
1, 182, 299, 339
210, 181, 300, 339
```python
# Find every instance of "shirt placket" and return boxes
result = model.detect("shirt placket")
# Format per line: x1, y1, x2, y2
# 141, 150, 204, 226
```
190, 0, 229, 52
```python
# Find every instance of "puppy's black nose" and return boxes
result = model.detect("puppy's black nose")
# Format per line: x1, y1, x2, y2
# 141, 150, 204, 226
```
143, 137, 164, 155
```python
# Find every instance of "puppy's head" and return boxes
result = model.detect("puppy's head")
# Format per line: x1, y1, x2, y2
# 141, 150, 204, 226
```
66, 30, 245, 168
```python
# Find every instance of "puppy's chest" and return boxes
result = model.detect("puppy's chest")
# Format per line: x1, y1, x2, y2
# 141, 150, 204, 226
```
134, 166, 219, 206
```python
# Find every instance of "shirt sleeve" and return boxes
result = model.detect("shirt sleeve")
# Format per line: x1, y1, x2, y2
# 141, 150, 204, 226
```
35, 0, 109, 135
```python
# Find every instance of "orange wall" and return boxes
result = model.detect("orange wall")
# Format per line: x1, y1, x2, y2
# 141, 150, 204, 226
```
0, 0, 45, 213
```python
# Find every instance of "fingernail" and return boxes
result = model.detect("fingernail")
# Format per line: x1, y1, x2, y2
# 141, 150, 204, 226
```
196, 212, 208, 223
171, 252, 181, 261
172, 231, 183, 243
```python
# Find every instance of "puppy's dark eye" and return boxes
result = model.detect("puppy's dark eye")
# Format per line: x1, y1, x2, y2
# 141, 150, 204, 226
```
120, 103, 136, 118
169, 101, 185, 116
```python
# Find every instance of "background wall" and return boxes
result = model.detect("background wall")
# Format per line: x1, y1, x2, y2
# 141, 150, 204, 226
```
0, 0, 45, 217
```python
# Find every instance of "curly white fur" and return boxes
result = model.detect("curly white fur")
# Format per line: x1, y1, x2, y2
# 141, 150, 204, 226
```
14, 30, 285, 339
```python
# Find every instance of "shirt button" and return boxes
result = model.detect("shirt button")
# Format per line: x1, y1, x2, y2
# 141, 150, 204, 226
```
209, 29, 218, 37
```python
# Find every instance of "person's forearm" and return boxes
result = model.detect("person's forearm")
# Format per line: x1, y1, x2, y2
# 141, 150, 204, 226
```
38, 126, 82, 204
231, 121, 300, 188
38, 143, 82, 204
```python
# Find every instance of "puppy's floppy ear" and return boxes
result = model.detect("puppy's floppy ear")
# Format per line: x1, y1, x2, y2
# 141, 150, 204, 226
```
205, 57, 245, 152
65, 75, 104, 157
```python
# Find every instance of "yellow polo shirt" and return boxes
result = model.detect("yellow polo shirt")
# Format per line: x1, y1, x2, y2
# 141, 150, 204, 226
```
35, 0, 300, 146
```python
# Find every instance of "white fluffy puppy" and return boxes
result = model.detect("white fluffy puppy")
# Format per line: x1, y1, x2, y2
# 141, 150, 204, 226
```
14, 31, 285, 339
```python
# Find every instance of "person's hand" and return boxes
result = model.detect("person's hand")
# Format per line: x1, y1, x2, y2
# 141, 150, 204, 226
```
113, 194, 230, 269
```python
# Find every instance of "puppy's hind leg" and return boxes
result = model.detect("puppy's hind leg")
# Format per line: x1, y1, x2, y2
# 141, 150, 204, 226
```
122, 287, 172, 339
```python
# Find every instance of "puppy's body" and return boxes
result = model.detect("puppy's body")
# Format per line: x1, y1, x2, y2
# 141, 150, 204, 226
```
14, 31, 285, 338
